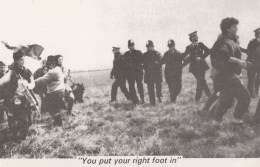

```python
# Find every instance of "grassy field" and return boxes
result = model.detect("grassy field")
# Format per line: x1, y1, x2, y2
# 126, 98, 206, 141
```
1, 65, 260, 158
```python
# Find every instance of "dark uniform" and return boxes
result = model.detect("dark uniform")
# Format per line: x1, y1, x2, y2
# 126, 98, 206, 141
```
161, 40, 184, 102
143, 40, 162, 105
183, 31, 211, 102
212, 37, 250, 122
110, 47, 130, 102
124, 40, 144, 104
246, 29, 260, 97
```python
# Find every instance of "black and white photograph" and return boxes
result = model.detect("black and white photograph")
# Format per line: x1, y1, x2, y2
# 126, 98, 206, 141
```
0, 0, 260, 164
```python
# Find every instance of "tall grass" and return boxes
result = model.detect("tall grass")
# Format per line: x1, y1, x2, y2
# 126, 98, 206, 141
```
0, 65, 260, 158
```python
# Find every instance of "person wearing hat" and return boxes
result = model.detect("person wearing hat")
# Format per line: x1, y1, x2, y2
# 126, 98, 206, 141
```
110, 47, 131, 103
209, 17, 250, 127
54, 55, 75, 116
124, 39, 144, 104
161, 40, 185, 103
0, 50, 35, 140
246, 28, 260, 98
182, 31, 211, 102
35, 55, 66, 127
143, 40, 162, 105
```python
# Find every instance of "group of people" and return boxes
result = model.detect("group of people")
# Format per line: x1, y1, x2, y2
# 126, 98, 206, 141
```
110, 31, 213, 106
0, 52, 74, 141
110, 17, 260, 127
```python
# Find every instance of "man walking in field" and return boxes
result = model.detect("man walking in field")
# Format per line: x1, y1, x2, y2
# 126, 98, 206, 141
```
110, 47, 131, 103
143, 40, 163, 106
124, 40, 144, 104
211, 17, 250, 126
161, 40, 185, 103
182, 31, 211, 102
246, 28, 260, 98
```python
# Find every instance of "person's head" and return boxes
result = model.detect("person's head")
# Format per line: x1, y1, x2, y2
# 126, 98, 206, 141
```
189, 31, 198, 43
0, 61, 6, 74
112, 47, 120, 54
13, 50, 25, 69
55, 55, 63, 67
47, 55, 56, 69
220, 17, 239, 39
254, 28, 260, 39
128, 39, 135, 50
168, 39, 175, 50
146, 40, 154, 51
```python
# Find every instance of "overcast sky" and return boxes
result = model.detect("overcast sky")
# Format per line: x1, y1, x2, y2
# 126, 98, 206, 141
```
0, 0, 259, 71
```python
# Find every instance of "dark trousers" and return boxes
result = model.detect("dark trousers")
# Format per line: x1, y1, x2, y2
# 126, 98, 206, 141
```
191, 70, 211, 101
111, 77, 130, 101
247, 66, 260, 97
6, 101, 31, 140
203, 78, 221, 112
46, 90, 65, 126
147, 81, 162, 105
213, 76, 251, 122
127, 72, 144, 104
166, 72, 182, 102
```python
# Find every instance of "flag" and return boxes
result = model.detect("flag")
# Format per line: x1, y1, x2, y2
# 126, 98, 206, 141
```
1, 41, 44, 60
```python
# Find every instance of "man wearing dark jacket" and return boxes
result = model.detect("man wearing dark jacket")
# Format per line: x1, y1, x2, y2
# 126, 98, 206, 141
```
182, 31, 211, 102
124, 40, 144, 104
211, 17, 250, 126
161, 40, 185, 103
110, 47, 130, 102
143, 40, 162, 105
246, 28, 260, 98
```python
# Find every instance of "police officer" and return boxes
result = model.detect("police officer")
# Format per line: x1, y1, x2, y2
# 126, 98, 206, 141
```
143, 40, 162, 105
110, 47, 131, 102
161, 40, 184, 103
124, 40, 144, 104
183, 31, 211, 102
246, 28, 260, 98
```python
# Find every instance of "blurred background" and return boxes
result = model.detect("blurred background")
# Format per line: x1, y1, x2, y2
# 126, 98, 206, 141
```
0, 0, 259, 72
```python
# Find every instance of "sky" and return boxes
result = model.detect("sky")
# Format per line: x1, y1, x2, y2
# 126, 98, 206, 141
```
0, 0, 259, 72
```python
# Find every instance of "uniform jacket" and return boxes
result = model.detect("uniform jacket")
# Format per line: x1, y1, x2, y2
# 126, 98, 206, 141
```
143, 50, 162, 83
110, 52, 127, 78
182, 42, 210, 72
247, 38, 260, 63
161, 49, 184, 82
124, 49, 143, 74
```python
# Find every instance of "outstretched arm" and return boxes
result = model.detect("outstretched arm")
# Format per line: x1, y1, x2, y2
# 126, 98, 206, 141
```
182, 46, 191, 68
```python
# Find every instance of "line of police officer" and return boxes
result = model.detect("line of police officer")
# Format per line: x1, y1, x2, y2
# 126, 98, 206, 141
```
110, 31, 213, 106
110, 26, 260, 127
